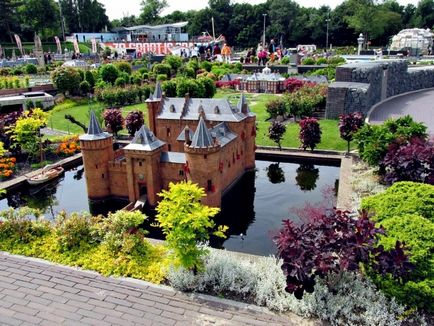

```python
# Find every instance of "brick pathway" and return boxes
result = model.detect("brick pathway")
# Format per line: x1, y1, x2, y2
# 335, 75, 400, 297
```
0, 252, 306, 326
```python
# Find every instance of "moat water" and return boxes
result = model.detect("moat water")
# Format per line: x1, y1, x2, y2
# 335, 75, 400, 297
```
0, 159, 340, 256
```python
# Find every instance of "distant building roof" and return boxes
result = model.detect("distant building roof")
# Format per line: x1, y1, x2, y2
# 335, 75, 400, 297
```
79, 110, 111, 141
159, 97, 248, 122
190, 116, 214, 148
123, 22, 188, 31
160, 151, 186, 164
124, 124, 165, 151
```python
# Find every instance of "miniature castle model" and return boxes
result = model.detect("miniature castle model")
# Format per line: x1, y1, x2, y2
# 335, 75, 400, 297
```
79, 83, 256, 208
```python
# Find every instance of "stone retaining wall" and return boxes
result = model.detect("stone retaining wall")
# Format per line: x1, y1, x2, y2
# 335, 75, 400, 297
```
326, 61, 434, 118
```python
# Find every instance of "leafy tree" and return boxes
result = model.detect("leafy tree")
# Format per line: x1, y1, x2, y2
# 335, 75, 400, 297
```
268, 121, 286, 150
197, 77, 216, 98
156, 181, 227, 271
0, 0, 20, 43
114, 61, 132, 75
299, 117, 321, 151
265, 98, 287, 119
125, 111, 144, 136
339, 112, 364, 154
85, 70, 95, 89
275, 209, 413, 299
102, 108, 124, 136
19, 0, 59, 39
10, 109, 49, 160
51, 67, 81, 96
139, 0, 168, 24
59, 0, 109, 33
100, 64, 119, 85
79, 80, 90, 94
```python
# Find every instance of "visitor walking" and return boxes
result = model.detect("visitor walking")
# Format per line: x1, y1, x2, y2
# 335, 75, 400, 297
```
221, 43, 231, 63
258, 47, 267, 66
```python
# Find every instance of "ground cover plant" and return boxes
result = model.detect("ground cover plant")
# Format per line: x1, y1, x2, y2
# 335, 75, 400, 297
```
361, 182, 434, 312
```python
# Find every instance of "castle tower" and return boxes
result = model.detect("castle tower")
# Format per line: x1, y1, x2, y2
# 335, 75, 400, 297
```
145, 81, 163, 136
79, 110, 114, 200
123, 124, 165, 206
237, 93, 256, 170
184, 116, 222, 207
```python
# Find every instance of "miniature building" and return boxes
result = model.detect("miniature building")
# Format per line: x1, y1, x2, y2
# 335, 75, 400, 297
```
390, 28, 433, 54
238, 66, 285, 93
79, 83, 256, 208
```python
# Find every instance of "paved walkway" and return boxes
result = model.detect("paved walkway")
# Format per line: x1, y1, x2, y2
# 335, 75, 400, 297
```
368, 88, 434, 134
0, 252, 306, 326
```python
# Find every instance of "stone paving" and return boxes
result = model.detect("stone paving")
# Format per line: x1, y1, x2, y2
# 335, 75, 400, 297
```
368, 88, 434, 134
0, 252, 306, 326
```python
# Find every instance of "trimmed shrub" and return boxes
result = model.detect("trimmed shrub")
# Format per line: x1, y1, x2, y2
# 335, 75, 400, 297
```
339, 112, 364, 153
103, 108, 124, 136
156, 74, 167, 82
361, 181, 434, 223
301, 57, 315, 65
200, 61, 212, 72
197, 77, 216, 98
152, 63, 171, 77
114, 77, 126, 87
176, 78, 205, 98
85, 70, 95, 88
266, 98, 287, 119
299, 117, 321, 151
125, 110, 144, 136
100, 64, 119, 84
162, 80, 177, 97
163, 55, 183, 71
268, 121, 286, 150
79, 80, 91, 94
51, 67, 81, 95
24, 64, 37, 74
114, 61, 132, 75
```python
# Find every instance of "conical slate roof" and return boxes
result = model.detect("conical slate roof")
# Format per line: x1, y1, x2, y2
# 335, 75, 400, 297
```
153, 81, 163, 99
176, 125, 194, 142
124, 124, 165, 151
190, 116, 214, 148
79, 110, 111, 141
237, 93, 248, 113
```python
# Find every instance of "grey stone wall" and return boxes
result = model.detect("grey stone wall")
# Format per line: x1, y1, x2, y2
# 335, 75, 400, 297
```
326, 61, 434, 119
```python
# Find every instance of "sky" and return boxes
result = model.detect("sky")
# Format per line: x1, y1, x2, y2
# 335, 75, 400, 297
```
100, 0, 416, 20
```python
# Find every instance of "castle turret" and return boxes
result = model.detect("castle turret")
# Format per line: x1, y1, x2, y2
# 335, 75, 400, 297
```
123, 124, 165, 206
184, 116, 222, 207
145, 81, 163, 136
237, 94, 256, 170
79, 110, 114, 200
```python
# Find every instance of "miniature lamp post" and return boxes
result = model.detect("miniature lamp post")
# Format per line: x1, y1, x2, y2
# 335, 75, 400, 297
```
357, 33, 364, 56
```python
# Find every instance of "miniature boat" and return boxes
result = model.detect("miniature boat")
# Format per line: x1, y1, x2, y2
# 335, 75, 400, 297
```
27, 164, 65, 186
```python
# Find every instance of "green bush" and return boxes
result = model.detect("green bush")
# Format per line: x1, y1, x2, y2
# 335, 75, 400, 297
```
281, 56, 290, 65
0, 207, 49, 244
114, 77, 126, 87
114, 61, 132, 75
316, 58, 327, 65
176, 78, 205, 97
266, 98, 287, 119
162, 80, 177, 97
85, 70, 95, 88
302, 57, 315, 65
163, 55, 183, 72
361, 182, 434, 223
79, 80, 91, 94
178, 66, 196, 78
77, 69, 85, 81
34, 100, 43, 109
200, 61, 212, 72
327, 56, 346, 66
197, 77, 216, 98
152, 63, 171, 77
156, 74, 167, 82
54, 211, 100, 251
51, 67, 82, 95
100, 64, 119, 84
25, 64, 37, 74
354, 116, 427, 166
11, 68, 23, 75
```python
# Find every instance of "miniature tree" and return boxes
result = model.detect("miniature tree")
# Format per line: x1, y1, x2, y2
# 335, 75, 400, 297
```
102, 108, 124, 136
156, 181, 227, 272
125, 111, 144, 136
299, 117, 321, 151
339, 112, 364, 154
51, 67, 81, 96
269, 121, 286, 150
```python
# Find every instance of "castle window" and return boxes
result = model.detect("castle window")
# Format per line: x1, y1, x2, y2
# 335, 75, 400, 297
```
207, 179, 213, 192
168, 144, 171, 151
204, 154, 207, 159
102, 173, 105, 179
167, 127, 171, 137
214, 106, 220, 114
95, 164, 98, 169
139, 161, 142, 167
179, 170, 184, 176
169, 104, 175, 113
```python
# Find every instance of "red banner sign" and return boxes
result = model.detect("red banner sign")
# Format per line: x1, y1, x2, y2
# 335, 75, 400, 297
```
101, 42, 195, 55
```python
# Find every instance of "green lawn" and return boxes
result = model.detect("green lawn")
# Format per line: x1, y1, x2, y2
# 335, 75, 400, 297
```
48, 99, 148, 135
214, 89, 351, 151
47, 90, 350, 151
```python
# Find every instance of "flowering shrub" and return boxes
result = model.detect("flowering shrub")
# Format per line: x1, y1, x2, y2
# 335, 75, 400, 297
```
215, 80, 240, 89
56, 136, 81, 156
339, 112, 364, 153
285, 84, 327, 119
265, 98, 287, 119
0, 157, 16, 179
299, 117, 321, 151
381, 137, 434, 185
283, 78, 316, 93
274, 209, 413, 300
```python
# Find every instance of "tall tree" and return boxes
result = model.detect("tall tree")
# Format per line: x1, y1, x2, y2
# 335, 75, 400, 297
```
267, 0, 300, 46
19, 0, 59, 39
0, 0, 21, 42
413, 0, 434, 29
139, 0, 168, 24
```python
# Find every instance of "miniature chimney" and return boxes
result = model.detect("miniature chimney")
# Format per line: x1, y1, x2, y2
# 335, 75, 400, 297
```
185, 125, 191, 145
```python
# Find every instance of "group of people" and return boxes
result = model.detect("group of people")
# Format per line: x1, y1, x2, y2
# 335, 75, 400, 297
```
241, 39, 284, 65
179, 43, 232, 63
